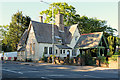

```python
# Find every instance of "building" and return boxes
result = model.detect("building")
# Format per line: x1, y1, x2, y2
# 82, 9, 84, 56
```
75, 32, 108, 57
17, 11, 81, 61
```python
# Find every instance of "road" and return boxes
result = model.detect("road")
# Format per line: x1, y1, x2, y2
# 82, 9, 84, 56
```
1, 61, 119, 80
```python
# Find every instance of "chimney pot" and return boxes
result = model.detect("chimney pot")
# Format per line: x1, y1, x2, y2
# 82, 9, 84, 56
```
39, 16, 43, 22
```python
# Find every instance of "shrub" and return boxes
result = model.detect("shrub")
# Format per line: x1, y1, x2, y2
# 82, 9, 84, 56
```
111, 55, 119, 61
50, 55, 56, 58
98, 56, 106, 64
114, 52, 120, 55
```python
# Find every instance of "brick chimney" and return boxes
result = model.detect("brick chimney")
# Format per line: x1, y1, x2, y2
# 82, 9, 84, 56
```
39, 16, 43, 23
55, 11, 64, 32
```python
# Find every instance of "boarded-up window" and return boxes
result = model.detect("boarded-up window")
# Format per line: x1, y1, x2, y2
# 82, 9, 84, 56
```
30, 43, 32, 55
44, 47, 48, 54
49, 47, 52, 54
33, 43, 35, 55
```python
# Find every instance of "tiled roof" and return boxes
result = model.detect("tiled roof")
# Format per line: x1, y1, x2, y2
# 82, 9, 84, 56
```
17, 45, 26, 52
56, 45, 72, 49
18, 29, 28, 46
31, 21, 78, 44
75, 32, 103, 49
17, 20, 78, 51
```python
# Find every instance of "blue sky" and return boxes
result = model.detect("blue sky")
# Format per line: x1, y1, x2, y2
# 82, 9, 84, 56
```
0, 1, 118, 35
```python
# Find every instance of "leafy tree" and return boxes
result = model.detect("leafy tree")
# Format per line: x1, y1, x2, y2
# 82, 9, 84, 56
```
0, 25, 9, 40
40, 2, 77, 26
107, 36, 119, 56
2, 11, 31, 51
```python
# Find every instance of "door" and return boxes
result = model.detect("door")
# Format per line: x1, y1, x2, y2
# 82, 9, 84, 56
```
67, 50, 70, 58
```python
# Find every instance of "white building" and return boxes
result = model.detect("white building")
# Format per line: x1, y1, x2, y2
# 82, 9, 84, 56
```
17, 11, 81, 61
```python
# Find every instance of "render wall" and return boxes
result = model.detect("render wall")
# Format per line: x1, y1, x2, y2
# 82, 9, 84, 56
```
26, 25, 39, 61
68, 26, 81, 56
39, 43, 72, 58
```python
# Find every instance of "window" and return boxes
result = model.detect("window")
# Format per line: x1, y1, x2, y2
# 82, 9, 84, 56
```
30, 43, 32, 55
60, 50, 62, 54
44, 47, 48, 54
75, 36, 78, 41
33, 43, 35, 55
72, 49, 76, 56
56, 49, 58, 54
49, 47, 52, 54
63, 50, 65, 54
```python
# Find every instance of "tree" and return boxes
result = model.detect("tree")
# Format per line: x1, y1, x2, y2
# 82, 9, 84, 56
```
40, 2, 117, 36
107, 36, 120, 56
2, 11, 31, 51
0, 25, 9, 40
40, 2, 77, 26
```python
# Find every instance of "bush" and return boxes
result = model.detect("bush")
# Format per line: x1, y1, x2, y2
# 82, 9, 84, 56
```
111, 55, 119, 61
98, 56, 106, 64
50, 55, 56, 58
107, 52, 112, 56
114, 52, 120, 55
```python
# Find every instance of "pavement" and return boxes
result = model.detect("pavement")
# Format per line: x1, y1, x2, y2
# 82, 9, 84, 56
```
1, 61, 120, 80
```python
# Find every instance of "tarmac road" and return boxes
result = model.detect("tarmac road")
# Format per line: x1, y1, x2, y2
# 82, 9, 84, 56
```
1, 61, 119, 80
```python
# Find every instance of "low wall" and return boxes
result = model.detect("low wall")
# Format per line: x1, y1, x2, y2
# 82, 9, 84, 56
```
108, 56, 120, 69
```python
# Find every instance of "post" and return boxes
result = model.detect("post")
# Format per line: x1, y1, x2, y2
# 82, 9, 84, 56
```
52, 5, 54, 64
40, 0, 54, 64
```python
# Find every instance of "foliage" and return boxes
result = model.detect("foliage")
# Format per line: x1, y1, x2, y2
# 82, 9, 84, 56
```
40, 2, 77, 26
50, 55, 56, 58
114, 52, 120, 55
1, 11, 31, 52
111, 55, 119, 61
41, 53, 45, 61
97, 56, 107, 64
107, 36, 119, 56
0, 25, 9, 40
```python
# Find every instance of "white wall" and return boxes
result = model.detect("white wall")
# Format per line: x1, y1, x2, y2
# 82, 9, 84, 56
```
26, 24, 39, 61
38, 44, 72, 59
67, 25, 81, 57
68, 26, 80, 48
38, 43, 53, 59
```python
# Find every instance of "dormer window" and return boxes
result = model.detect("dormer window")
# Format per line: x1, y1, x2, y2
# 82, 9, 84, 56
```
58, 40, 62, 43
75, 36, 78, 41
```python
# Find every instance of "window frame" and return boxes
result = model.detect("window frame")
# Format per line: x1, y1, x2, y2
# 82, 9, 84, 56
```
56, 49, 58, 54
30, 43, 32, 55
33, 43, 35, 55
60, 49, 62, 54
49, 47, 52, 54
44, 47, 48, 54
63, 50, 65, 54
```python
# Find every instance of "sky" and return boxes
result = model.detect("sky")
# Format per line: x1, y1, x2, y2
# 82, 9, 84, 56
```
0, 0, 119, 35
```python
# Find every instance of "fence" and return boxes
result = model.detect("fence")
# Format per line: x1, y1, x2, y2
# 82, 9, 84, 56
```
0, 52, 17, 61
